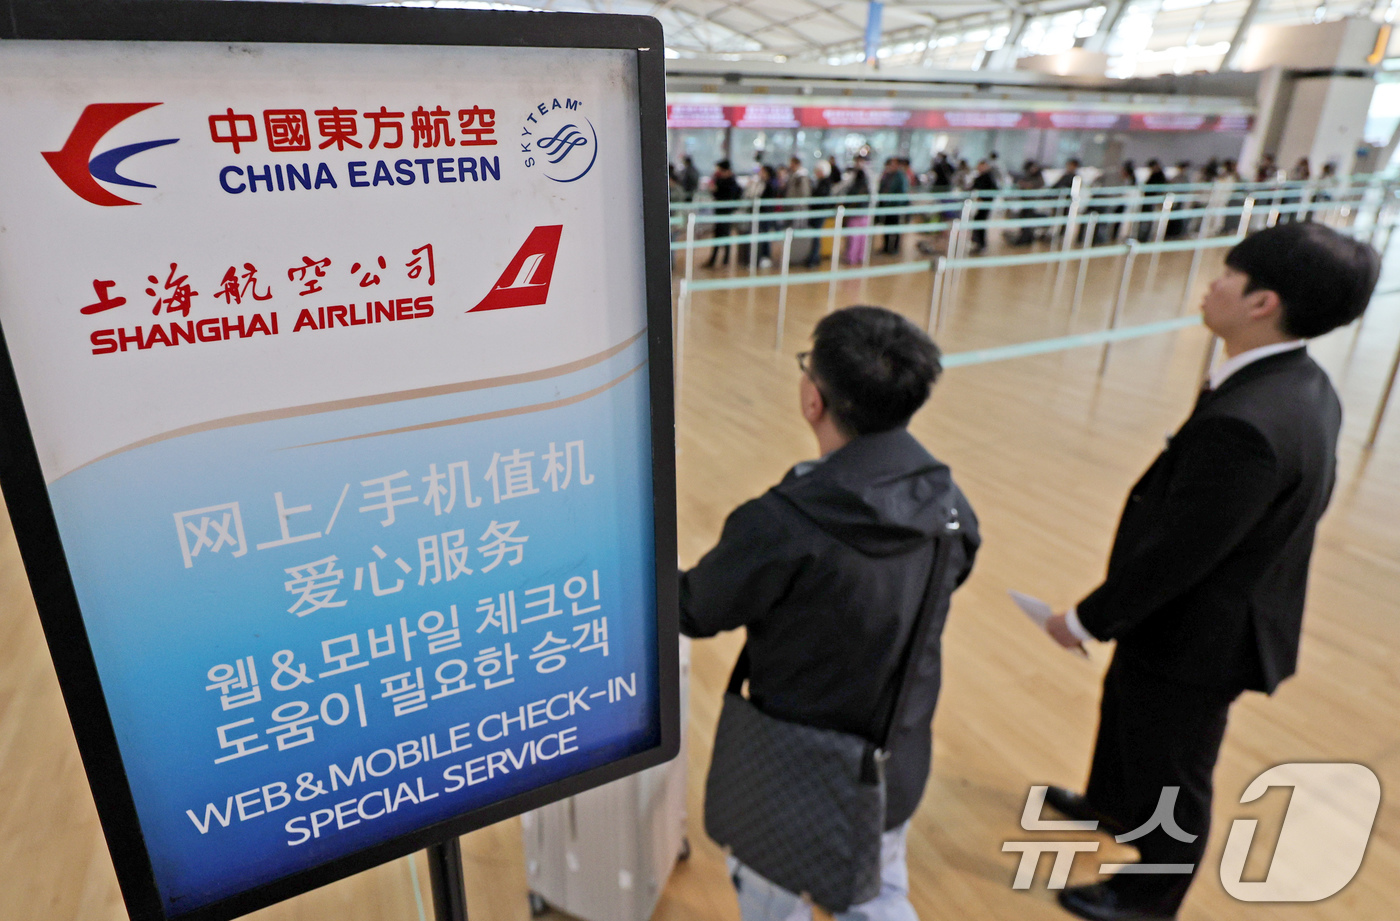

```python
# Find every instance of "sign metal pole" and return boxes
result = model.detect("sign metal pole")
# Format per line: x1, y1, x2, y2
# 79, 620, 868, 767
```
427, 839, 468, 921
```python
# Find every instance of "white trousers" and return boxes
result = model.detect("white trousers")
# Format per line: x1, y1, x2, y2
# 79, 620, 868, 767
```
727, 823, 918, 921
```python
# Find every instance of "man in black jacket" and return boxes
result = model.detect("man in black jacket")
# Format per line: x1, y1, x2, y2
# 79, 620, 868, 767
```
681, 306, 979, 921
969, 159, 999, 253
1043, 223, 1380, 920
705, 159, 742, 268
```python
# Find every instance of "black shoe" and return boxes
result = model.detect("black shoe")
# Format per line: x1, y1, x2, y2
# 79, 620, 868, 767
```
1057, 883, 1176, 921
1044, 787, 1129, 836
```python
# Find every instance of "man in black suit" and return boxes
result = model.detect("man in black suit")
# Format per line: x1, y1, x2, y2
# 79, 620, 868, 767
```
1042, 222, 1380, 920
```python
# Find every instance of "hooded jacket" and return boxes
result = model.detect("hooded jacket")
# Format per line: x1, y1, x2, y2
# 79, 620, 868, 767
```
681, 428, 979, 827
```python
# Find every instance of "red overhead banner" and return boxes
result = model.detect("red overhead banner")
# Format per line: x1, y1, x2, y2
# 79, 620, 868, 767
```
800, 106, 915, 128
926, 110, 1031, 129
1029, 111, 1128, 131
666, 103, 730, 128
666, 104, 1253, 133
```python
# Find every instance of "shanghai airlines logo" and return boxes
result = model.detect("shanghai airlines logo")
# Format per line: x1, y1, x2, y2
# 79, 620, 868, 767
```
470, 225, 563, 312
43, 103, 179, 206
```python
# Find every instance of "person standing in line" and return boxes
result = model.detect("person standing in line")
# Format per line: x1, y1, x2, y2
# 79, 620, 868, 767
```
1255, 152, 1278, 184
785, 155, 815, 267
1285, 157, 1311, 223
968, 159, 998, 254
1205, 158, 1237, 237
989, 150, 1012, 190
1039, 222, 1380, 921
705, 159, 742, 268
929, 152, 954, 192
682, 305, 980, 921
1219, 159, 1244, 234
754, 163, 782, 269
828, 155, 844, 187
879, 157, 909, 255
842, 155, 873, 264
1011, 160, 1045, 246
680, 155, 700, 202
1138, 159, 1169, 241
805, 160, 835, 268
1052, 158, 1081, 192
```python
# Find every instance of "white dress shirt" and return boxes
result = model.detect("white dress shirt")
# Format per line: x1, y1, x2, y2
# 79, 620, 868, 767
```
1061, 339, 1307, 643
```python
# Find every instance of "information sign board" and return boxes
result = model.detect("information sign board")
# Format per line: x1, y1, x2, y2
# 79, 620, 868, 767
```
0, 3, 677, 919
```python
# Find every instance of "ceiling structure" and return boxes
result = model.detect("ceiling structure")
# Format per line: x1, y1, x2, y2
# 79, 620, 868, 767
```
385, 0, 1395, 77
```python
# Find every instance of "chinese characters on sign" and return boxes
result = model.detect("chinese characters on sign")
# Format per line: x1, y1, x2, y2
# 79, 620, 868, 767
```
211, 105, 499, 152
84, 243, 436, 355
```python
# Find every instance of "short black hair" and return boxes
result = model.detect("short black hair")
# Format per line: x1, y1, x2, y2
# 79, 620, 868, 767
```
1225, 223, 1380, 338
808, 306, 942, 436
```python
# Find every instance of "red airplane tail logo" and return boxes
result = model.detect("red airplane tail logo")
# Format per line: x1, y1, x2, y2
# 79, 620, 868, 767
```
470, 225, 562, 312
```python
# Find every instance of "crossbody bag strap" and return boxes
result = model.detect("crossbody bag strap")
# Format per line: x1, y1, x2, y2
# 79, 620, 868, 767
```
876, 511, 961, 752
722, 509, 962, 741
726, 644, 752, 696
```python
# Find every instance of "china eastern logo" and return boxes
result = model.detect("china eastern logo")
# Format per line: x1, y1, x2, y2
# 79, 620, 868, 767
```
471, 225, 562, 312
43, 103, 178, 206
520, 97, 596, 183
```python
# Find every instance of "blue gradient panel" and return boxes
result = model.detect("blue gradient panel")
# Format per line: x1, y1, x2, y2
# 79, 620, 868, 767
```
45, 338, 657, 914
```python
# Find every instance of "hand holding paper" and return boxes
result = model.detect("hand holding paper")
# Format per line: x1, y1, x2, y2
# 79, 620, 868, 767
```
1008, 590, 1089, 658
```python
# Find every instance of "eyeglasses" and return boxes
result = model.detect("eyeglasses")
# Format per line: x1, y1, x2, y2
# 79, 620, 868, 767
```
796, 350, 812, 375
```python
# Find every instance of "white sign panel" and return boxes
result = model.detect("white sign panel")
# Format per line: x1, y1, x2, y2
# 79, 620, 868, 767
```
0, 24, 672, 920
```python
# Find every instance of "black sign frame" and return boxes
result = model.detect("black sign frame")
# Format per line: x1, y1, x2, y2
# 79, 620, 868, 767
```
0, 2, 679, 919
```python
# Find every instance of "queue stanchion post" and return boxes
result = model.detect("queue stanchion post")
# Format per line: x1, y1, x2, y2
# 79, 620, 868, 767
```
1238, 196, 1255, 240
827, 204, 845, 313
1179, 213, 1210, 315
944, 218, 961, 323
1070, 213, 1098, 329
1147, 192, 1173, 287
775, 227, 793, 351
1100, 239, 1138, 377
427, 838, 468, 921
684, 212, 695, 289
929, 255, 946, 334
954, 198, 974, 315
1118, 189, 1137, 243
1378, 193, 1398, 257
749, 195, 760, 276
1367, 323, 1400, 449
1055, 178, 1083, 293
861, 194, 875, 273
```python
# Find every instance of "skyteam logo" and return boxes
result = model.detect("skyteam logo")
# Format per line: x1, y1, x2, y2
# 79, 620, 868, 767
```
43, 103, 178, 206
519, 97, 596, 183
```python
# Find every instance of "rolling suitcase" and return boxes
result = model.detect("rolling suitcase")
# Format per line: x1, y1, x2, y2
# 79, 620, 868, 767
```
521, 637, 690, 921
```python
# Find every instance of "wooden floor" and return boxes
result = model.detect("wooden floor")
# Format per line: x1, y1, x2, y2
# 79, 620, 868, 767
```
5, 228, 1400, 921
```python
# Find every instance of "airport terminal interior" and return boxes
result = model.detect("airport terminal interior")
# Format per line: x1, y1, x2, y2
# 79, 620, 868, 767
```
7, 1, 1400, 920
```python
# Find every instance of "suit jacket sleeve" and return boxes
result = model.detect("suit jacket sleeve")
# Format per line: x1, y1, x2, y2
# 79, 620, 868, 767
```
1076, 416, 1279, 640
678, 497, 806, 638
